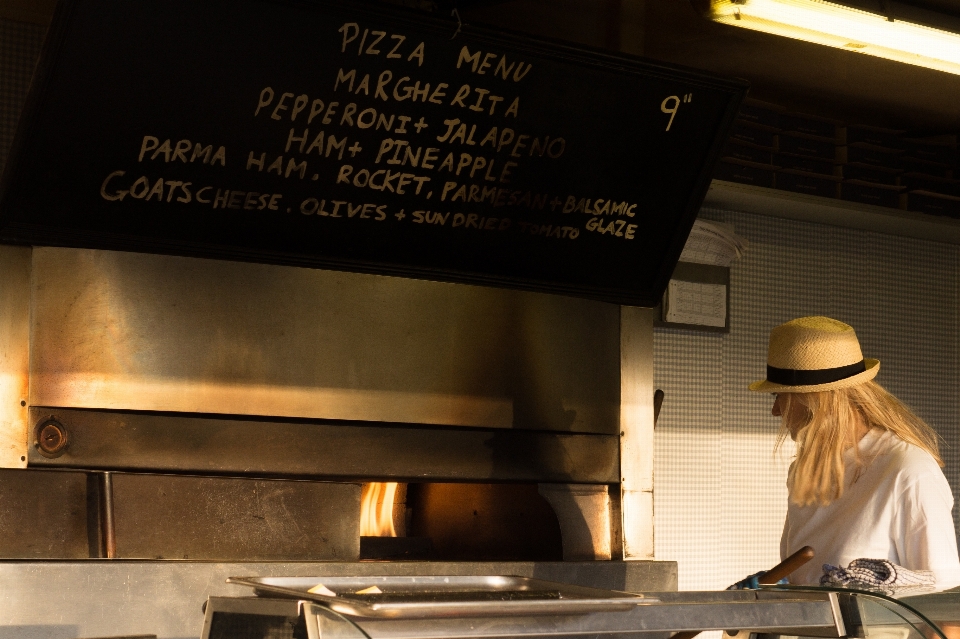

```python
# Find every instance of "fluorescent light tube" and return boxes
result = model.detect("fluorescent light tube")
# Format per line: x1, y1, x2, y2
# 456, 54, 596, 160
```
704, 0, 960, 75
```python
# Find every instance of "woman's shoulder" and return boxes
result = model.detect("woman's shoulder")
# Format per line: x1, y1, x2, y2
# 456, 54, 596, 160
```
865, 429, 944, 480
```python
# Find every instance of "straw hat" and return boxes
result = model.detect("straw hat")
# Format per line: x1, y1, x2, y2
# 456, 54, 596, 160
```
749, 316, 880, 393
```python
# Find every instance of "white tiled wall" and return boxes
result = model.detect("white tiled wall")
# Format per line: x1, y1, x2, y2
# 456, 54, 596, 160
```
654, 207, 960, 591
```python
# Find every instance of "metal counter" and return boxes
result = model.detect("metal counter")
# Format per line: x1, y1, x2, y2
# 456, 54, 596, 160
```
202, 583, 960, 639
202, 587, 847, 639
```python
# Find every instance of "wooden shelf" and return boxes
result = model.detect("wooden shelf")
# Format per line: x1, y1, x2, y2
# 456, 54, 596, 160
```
703, 180, 960, 245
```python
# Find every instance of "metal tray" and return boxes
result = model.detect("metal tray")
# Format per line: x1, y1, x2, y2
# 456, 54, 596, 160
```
226, 575, 656, 618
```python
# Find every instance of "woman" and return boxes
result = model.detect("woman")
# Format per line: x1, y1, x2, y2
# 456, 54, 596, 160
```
751, 316, 960, 589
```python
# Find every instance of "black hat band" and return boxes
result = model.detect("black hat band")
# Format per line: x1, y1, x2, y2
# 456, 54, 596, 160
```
766, 360, 866, 386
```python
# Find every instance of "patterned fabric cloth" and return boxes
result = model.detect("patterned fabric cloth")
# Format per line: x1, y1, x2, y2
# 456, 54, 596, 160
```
820, 559, 936, 595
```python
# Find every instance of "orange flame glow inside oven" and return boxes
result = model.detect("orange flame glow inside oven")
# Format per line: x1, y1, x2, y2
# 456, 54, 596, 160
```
360, 482, 398, 537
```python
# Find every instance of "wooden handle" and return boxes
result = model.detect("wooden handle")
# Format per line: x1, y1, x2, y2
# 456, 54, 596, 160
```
760, 546, 815, 584
666, 547, 815, 639
653, 389, 665, 427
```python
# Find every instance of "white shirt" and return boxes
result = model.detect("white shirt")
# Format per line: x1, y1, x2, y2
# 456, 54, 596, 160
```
782, 428, 960, 589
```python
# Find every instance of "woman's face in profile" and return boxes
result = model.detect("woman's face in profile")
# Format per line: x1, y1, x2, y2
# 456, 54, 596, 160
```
772, 393, 806, 439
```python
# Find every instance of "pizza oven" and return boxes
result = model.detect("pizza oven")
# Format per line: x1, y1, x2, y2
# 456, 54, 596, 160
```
0, 243, 662, 565
0, 244, 672, 636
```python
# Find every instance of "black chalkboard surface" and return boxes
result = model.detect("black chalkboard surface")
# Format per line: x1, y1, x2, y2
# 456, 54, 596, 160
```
0, 0, 747, 306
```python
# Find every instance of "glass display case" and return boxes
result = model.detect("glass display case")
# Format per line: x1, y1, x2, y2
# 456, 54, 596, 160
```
757, 585, 960, 639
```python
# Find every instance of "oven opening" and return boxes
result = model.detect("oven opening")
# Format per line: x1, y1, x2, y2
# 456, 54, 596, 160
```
359, 482, 563, 561
360, 482, 404, 538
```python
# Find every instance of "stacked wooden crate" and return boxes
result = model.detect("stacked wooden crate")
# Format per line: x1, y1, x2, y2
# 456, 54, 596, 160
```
776, 112, 841, 199
898, 136, 959, 217
715, 100, 960, 218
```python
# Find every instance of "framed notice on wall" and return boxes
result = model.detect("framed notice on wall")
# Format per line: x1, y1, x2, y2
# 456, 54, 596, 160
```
659, 262, 730, 332
0, 0, 747, 306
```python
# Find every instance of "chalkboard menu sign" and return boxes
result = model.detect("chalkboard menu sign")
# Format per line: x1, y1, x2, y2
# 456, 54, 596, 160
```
0, 0, 747, 306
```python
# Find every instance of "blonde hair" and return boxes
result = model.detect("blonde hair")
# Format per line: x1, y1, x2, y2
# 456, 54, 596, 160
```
778, 380, 942, 506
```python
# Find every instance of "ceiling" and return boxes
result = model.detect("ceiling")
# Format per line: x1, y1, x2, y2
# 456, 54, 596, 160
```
463, 0, 960, 133
0, 0, 56, 26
